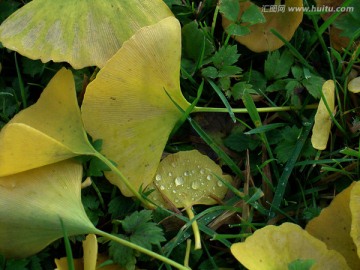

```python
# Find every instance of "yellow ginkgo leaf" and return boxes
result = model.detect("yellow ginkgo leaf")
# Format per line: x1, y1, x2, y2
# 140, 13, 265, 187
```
311, 80, 335, 150
0, 0, 173, 69
147, 150, 232, 250
83, 234, 98, 270
81, 17, 190, 197
305, 182, 360, 269
55, 258, 83, 270
0, 160, 97, 258
222, 0, 303, 52
350, 181, 360, 258
147, 150, 231, 209
231, 223, 350, 270
55, 234, 126, 270
348, 76, 360, 93
0, 68, 96, 177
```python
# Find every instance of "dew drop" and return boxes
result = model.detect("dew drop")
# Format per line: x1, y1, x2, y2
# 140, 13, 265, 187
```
184, 171, 190, 177
175, 199, 179, 203
191, 170, 196, 174
191, 181, 200, 190
172, 189, 177, 194
200, 169, 205, 174
206, 175, 212, 180
171, 162, 176, 168
175, 176, 184, 186
155, 174, 162, 181
168, 172, 172, 177
217, 181, 223, 187
159, 185, 165, 190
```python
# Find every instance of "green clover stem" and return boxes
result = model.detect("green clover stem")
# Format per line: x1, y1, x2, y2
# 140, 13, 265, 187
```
95, 229, 189, 270
192, 103, 318, 114
185, 207, 201, 250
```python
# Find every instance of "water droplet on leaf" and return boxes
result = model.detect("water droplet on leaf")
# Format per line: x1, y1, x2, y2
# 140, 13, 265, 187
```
191, 181, 200, 190
175, 176, 184, 186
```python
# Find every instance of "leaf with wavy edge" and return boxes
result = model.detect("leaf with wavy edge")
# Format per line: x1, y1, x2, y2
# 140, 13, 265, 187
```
81, 17, 190, 197
0, 0, 173, 69
0, 68, 96, 177
146, 150, 231, 250
0, 160, 97, 258
306, 182, 360, 269
231, 222, 350, 269
222, 0, 303, 52
147, 150, 231, 209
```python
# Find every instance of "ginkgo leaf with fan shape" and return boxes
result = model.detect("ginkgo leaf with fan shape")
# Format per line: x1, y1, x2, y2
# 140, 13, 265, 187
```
147, 150, 231, 209
0, 0, 173, 69
81, 17, 190, 197
146, 150, 232, 250
222, 0, 303, 52
0, 160, 97, 258
231, 222, 350, 270
0, 68, 97, 177
306, 182, 360, 269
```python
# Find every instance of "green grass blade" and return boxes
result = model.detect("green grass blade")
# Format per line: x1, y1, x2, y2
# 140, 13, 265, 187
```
270, 29, 314, 71
244, 123, 287, 134
169, 80, 204, 137
59, 218, 75, 270
242, 91, 280, 180
14, 53, 27, 108
207, 79, 236, 122
306, 0, 354, 47
269, 117, 314, 219
188, 116, 243, 178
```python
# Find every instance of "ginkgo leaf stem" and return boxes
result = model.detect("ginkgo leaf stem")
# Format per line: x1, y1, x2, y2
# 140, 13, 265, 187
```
185, 207, 202, 250
95, 229, 189, 270
92, 151, 155, 209
192, 103, 318, 114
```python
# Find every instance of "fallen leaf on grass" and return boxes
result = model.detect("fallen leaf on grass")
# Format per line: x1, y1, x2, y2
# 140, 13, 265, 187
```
0, 68, 97, 177
311, 80, 335, 150
0, 0, 173, 68
222, 0, 303, 52
0, 160, 97, 258
350, 181, 360, 258
55, 234, 125, 270
231, 222, 350, 270
348, 76, 360, 93
306, 182, 360, 269
81, 17, 190, 197
147, 150, 232, 249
